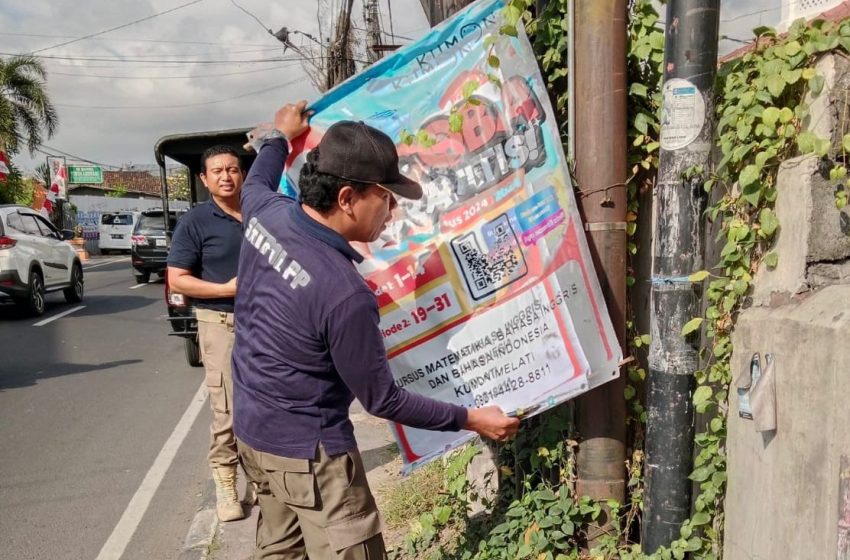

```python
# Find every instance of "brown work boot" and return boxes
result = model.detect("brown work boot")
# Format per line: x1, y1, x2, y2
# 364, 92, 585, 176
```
212, 466, 245, 522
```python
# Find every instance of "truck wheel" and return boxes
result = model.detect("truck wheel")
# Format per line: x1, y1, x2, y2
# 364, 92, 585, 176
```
64, 263, 84, 303
185, 337, 202, 367
135, 271, 150, 284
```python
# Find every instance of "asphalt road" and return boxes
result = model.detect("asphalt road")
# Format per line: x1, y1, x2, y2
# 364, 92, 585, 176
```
0, 257, 212, 560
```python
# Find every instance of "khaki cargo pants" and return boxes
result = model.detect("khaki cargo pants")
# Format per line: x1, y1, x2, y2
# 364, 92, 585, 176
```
238, 441, 386, 560
197, 309, 238, 468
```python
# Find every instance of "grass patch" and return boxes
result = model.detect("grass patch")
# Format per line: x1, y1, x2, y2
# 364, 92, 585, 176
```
380, 459, 447, 530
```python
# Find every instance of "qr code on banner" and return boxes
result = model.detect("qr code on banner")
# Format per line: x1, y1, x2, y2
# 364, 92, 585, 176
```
450, 214, 528, 301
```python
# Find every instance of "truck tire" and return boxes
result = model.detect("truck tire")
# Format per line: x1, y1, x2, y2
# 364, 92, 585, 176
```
135, 271, 150, 284
185, 336, 202, 367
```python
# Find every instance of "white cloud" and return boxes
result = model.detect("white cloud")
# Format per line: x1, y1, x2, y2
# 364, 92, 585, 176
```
1, 0, 429, 171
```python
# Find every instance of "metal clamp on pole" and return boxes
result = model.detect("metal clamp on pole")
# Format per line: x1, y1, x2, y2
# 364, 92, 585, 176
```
584, 221, 628, 232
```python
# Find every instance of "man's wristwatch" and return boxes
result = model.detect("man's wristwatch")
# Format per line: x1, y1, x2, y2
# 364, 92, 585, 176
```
246, 125, 287, 152
262, 128, 286, 142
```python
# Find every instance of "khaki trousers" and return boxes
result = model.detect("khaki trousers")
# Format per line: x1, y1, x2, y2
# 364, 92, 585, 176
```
238, 441, 387, 560
197, 309, 238, 468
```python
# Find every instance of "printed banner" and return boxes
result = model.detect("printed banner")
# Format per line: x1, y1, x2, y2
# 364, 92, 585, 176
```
0, 150, 9, 182
46, 156, 67, 212
283, 0, 621, 472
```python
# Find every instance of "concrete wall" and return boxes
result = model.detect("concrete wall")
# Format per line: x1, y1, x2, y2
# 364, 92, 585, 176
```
724, 285, 850, 560
724, 52, 850, 560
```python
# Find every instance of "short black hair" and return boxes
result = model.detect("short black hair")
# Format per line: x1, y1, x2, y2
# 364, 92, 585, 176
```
200, 145, 241, 173
298, 147, 370, 213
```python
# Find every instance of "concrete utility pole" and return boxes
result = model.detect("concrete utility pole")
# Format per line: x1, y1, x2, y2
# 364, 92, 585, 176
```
364, 0, 384, 64
325, 0, 357, 90
417, 0, 475, 26
643, 0, 720, 552
572, 0, 628, 545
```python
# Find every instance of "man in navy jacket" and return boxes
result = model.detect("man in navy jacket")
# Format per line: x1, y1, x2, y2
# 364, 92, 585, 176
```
233, 101, 519, 559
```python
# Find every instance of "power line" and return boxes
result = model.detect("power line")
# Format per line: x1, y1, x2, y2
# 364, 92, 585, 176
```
0, 31, 273, 49
29, 0, 206, 55
48, 62, 301, 80
229, 0, 273, 34
1, 52, 368, 65
32, 144, 121, 169
719, 2, 788, 24
54, 77, 308, 110
30, 46, 284, 61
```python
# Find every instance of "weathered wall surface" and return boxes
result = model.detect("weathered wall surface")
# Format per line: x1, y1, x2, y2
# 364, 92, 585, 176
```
725, 52, 850, 560
724, 285, 850, 560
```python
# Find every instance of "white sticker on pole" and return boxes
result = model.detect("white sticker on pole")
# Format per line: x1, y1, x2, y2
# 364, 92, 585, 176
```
659, 78, 705, 151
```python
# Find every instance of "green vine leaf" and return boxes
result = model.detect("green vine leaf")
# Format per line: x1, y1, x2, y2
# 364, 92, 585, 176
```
764, 252, 779, 268
809, 74, 825, 95
688, 270, 710, 282
739, 164, 760, 188
766, 73, 786, 97
759, 208, 779, 236
761, 106, 780, 127
682, 317, 704, 336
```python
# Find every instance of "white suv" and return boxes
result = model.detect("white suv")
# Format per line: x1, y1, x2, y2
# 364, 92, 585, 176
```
0, 205, 84, 316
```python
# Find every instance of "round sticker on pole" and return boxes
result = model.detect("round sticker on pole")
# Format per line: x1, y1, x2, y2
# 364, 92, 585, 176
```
659, 78, 706, 151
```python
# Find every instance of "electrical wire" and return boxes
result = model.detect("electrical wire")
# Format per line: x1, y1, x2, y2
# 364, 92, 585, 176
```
229, 0, 273, 34
719, 1, 791, 24
54, 76, 309, 110
31, 144, 121, 169
28, 47, 284, 61
29, 0, 206, 55
0, 31, 273, 49
48, 62, 301, 80
1, 52, 369, 65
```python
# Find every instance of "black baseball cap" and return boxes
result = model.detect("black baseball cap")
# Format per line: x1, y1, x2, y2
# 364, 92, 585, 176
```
315, 121, 423, 200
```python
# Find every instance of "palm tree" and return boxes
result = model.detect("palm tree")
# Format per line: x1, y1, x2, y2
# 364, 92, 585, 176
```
0, 55, 58, 155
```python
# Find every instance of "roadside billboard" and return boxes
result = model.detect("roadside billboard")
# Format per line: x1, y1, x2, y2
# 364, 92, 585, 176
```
283, 0, 621, 471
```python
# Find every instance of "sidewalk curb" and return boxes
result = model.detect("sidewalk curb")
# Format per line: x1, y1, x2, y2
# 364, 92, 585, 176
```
179, 479, 219, 560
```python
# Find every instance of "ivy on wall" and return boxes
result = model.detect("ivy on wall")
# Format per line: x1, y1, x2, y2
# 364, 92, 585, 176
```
391, 3, 850, 560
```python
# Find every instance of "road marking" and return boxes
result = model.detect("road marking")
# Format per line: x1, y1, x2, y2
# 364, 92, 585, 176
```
83, 257, 129, 271
32, 305, 86, 327
129, 282, 151, 290
95, 382, 208, 560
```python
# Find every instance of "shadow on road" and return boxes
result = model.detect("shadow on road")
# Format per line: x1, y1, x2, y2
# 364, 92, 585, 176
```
0, 359, 143, 391
73, 295, 153, 317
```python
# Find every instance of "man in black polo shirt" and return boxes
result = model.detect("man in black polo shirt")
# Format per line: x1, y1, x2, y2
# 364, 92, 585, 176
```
233, 102, 519, 558
167, 145, 248, 522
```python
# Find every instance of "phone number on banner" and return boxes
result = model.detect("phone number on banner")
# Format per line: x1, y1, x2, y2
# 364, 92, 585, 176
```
472, 363, 553, 407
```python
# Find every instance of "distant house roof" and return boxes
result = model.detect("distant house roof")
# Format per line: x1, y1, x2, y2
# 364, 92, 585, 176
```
720, 0, 850, 63
69, 169, 161, 196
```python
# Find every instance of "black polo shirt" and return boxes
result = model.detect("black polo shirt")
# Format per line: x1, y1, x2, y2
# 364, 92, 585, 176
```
167, 200, 242, 313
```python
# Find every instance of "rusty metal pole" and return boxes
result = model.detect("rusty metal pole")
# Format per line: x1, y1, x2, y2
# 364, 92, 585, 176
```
573, 0, 628, 544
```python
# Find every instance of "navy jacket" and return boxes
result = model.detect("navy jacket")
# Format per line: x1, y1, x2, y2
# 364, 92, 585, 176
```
231, 138, 468, 459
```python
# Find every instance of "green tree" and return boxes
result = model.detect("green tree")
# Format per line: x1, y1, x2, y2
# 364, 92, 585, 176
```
34, 161, 50, 187
105, 183, 128, 198
167, 167, 191, 201
0, 162, 34, 206
0, 55, 58, 155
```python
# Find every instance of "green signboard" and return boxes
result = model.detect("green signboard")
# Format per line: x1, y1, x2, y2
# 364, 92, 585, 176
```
68, 165, 103, 184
